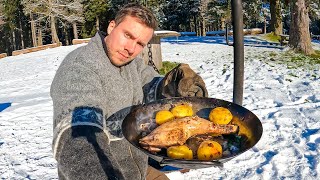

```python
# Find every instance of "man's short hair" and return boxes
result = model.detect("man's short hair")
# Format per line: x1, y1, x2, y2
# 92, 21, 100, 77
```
114, 3, 158, 30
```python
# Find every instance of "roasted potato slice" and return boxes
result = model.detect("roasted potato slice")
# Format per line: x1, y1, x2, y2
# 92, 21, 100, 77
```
197, 140, 222, 160
209, 107, 233, 125
167, 145, 193, 160
171, 104, 193, 118
155, 110, 175, 125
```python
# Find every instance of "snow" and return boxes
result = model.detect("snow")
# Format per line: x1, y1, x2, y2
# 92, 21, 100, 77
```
0, 36, 319, 179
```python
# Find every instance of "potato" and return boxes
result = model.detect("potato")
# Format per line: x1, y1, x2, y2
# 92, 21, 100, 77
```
155, 110, 175, 125
170, 104, 193, 118
167, 145, 193, 160
197, 140, 222, 160
209, 107, 233, 125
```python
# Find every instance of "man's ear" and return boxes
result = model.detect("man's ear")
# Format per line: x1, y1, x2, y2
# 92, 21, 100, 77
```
107, 20, 116, 35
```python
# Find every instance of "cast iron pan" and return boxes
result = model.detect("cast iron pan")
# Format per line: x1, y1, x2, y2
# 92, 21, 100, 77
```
122, 97, 263, 169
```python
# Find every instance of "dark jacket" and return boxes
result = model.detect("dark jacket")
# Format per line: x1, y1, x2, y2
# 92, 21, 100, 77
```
50, 32, 163, 180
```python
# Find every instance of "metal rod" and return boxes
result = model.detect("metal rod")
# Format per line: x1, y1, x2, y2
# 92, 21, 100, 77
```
231, 0, 244, 105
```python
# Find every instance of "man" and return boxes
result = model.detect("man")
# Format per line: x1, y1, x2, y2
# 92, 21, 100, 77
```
51, 3, 208, 180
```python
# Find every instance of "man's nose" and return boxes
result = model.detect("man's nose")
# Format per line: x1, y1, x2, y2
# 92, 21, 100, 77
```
125, 40, 136, 55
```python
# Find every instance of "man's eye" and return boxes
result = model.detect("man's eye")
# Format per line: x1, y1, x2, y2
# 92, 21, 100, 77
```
124, 33, 130, 38
138, 43, 145, 48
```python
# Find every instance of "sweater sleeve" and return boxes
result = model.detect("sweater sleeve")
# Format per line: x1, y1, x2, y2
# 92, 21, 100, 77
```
50, 52, 117, 179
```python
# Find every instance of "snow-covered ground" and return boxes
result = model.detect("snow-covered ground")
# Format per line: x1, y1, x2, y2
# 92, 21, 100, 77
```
0, 36, 319, 179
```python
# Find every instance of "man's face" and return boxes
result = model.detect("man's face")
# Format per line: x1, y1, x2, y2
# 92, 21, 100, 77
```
104, 16, 154, 67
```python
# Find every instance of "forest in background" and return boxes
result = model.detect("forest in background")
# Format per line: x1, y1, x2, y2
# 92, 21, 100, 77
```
0, 0, 319, 55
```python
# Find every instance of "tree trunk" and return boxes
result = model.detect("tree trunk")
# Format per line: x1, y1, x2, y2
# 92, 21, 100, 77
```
19, 18, 25, 49
201, 17, 206, 36
221, 17, 226, 30
12, 30, 16, 51
64, 26, 69, 46
96, 16, 100, 31
197, 19, 201, 36
72, 21, 78, 39
270, 0, 283, 35
194, 16, 198, 36
30, 14, 37, 47
289, 0, 314, 55
264, 17, 267, 34
37, 28, 43, 46
50, 15, 60, 44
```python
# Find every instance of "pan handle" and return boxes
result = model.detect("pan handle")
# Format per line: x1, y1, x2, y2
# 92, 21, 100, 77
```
160, 159, 224, 169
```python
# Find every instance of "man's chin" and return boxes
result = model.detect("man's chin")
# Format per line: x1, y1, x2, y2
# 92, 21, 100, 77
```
110, 58, 132, 67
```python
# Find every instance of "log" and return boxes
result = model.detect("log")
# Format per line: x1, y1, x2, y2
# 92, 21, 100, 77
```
0, 53, 7, 59
12, 43, 62, 56
250, 28, 263, 35
72, 38, 91, 45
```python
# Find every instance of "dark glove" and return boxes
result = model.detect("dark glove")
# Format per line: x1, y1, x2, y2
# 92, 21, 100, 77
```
161, 63, 208, 98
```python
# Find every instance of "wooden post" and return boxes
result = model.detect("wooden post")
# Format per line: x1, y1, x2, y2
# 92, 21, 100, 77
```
140, 36, 162, 69
138, 31, 180, 70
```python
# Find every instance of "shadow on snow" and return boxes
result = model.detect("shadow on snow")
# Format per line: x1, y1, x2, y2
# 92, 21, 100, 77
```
161, 36, 320, 50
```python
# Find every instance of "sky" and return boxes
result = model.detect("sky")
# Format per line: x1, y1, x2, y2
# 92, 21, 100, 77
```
0, 36, 319, 179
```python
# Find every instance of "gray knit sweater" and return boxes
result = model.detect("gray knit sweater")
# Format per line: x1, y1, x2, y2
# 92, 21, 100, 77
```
50, 32, 162, 180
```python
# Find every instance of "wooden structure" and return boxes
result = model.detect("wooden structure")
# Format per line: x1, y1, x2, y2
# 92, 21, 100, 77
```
0, 53, 7, 59
12, 43, 62, 56
138, 30, 180, 70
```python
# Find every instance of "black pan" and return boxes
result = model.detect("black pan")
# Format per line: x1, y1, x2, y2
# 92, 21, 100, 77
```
122, 97, 263, 169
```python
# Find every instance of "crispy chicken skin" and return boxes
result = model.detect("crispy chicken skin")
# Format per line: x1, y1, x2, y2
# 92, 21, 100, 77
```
139, 116, 238, 152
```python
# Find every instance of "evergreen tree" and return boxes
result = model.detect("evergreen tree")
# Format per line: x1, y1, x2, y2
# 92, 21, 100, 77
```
21, 0, 84, 44
207, 0, 230, 31
243, 0, 263, 29
308, 0, 320, 35
0, 0, 30, 54
81, 0, 111, 37
21, 0, 60, 44
161, 0, 198, 32
52, 0, 84, 40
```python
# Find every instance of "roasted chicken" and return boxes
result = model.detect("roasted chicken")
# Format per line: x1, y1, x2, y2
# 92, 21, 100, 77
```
139, 116, 238, 152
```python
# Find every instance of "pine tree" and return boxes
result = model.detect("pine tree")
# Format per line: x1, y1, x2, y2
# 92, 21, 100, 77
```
21, 0, 84, 44
52, 0, 84, 39
0, 0, 30, 54
81, 0, 110, 37
1, 0, 20, 51
21, 0, 59, 44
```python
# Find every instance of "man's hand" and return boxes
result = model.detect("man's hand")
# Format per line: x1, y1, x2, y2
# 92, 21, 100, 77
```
161, 63, 208, 98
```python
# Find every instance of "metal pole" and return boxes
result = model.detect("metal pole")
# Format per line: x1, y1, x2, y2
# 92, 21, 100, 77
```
231, 0, 244, 106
